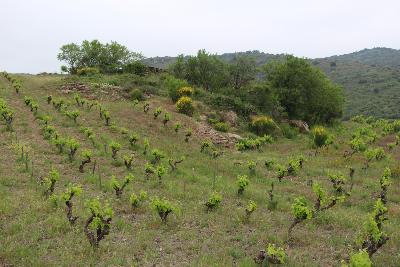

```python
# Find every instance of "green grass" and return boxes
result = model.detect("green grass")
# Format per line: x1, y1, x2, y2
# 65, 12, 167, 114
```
0, 74, 399, 266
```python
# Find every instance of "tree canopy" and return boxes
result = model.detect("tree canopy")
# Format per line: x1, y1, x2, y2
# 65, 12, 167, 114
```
57, 40, 143, 74
264, 55, 344, 124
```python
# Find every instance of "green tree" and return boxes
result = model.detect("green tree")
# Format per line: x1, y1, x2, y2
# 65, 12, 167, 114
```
229, 55, 257, 89
264, 55, 344, 124
57, 43, 82, 74
57, 40, 143, 74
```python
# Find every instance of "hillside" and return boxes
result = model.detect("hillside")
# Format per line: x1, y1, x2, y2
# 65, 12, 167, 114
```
325, 47, 400, 69
313, 59, 400, 119
1, 73, 400, 266
144, 48, 400, 119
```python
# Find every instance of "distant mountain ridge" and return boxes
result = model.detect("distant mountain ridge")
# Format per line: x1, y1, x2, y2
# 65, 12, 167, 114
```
324, 47, 400, 69
143, 47, 400, 119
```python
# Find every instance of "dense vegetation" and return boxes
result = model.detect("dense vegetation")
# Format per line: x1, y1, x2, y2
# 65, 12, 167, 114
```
58, 40, 144, 75
168, 51, 344, 124
146, 47, 400, 119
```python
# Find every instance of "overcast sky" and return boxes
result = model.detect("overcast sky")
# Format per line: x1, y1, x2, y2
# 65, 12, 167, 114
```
1, 0, 399, 73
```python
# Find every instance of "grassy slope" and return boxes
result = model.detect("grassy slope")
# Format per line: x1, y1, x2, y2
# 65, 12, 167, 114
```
0, 75, 399, 266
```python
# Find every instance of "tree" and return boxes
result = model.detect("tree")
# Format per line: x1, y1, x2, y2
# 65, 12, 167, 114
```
264, 55, 344, 124
229, 55, 257, 89
169, 54, 186, 79
57, 40, 143, 74
57, 43, 82, 74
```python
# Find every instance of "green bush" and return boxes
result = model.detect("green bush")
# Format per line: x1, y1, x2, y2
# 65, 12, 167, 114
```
250, 116, 277, 136
312, 126, 329, 147
151, 197, 177, 223
177, 86, 194, 97
347, 250, 372, 267
213, 122, 229, 132
76, 67, 100, 76
235, 135, 273, 151
129, 88, 144, 101
205, 192, 222, 211
176, 96, 194, 116
124, 61, 147, 76
164, 75, 189, 102
129, 191, 148, 208
237, 175, 250, 195
280, 123, 299, 139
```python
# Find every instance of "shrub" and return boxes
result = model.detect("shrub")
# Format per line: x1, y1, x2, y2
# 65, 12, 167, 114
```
213, 122, 229, 132
84, 198, 113, 247
237, 175, 250, 195
110, 174, 134, 198
123, 154, 135, 170
174, 122, 181, 133
66, 138, 80, 162
276, 164, 287, 181
151, 197, 177, 223
43, 169, 60, 197
281, 123, 299, 139
143, 102, 150, 113
129, 191, 148, 208
129, 88, 144, 101
61, 183, 82, 224
312, 126, 329, 148
143, 138, 150, 155
164, 75, 189, 102
151, 149, 165, 165
346, 250, 372, 267
43, 125, 57, 140
287, 158, 302, 175
103, 110, 111, 126
0, 104, 14, 131
265, 160, 275, 170
163, 112, 171, 126
128, 133, 139, 147
24, 96, 32, 106
236, 135, 273, 151
79, 149, 92, 173
250, 116, 277, 136
176, 96, 194, 116
364, 148, 385, 167
124, 61, 147, 76
205, 192, 222, 211
53, 136, 66, 153
110, 141, 121, 160
247, 160, 256, 174
255, 244, 286, 265
184, 128, 192, 142
177, 86, 194, 98
77, 67, 100, 76
288, 197, 313, 236
350, 137, 368, 153
65, 110, 80, 123
200, 140, 213, 153
351, 115, 367, 124
168, 157, 184, 171
244, 200, 257, 220
153, 107, 162, 119
145, 162, 155, 178
156, 165, 167, 184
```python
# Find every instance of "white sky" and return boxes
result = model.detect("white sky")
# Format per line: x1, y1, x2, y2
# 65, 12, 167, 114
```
1, 0, 399, 73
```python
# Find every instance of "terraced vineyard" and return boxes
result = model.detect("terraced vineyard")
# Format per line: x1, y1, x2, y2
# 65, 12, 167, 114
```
0, 73, 399, 266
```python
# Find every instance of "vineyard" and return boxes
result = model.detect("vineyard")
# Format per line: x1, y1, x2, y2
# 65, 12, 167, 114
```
0, 72, 399, 266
